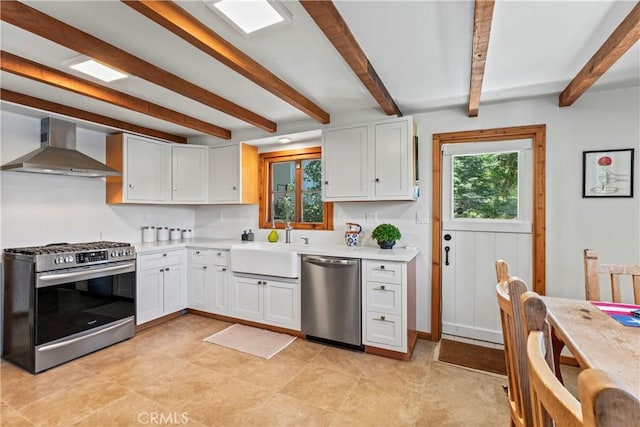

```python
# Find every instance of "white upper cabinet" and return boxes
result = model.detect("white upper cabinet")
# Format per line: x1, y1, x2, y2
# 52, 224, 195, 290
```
208, 143, 258, 204
322, 117, 416, 202
109, 134, 170, 203
106, 133, 208, 204
171, 145, 208, 203
322, 125, 369, 200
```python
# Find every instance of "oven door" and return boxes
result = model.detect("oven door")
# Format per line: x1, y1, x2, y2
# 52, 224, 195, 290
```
35, 261, 136, 346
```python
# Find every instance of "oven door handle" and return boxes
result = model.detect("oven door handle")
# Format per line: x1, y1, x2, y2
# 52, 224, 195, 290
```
37, 318, 134, 352
38, 262, 135, 282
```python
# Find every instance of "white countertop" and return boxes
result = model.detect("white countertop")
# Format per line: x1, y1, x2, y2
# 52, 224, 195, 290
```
134, 238, 419, 262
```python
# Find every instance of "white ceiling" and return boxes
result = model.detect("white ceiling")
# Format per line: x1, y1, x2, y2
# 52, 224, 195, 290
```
1, 0, 638, 145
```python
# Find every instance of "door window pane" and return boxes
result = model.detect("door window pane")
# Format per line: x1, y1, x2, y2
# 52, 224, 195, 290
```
452, 152, 518, 219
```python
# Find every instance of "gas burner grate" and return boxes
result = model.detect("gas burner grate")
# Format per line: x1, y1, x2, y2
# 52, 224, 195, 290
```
4, 241, 131, 256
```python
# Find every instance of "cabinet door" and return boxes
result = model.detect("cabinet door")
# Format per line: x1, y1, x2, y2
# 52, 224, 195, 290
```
209, 145, 239, 203
374, 120, 409, 198
263, 279, 300, 330
163, 263, 186, 314
126, 136, 170, 202
188, 263, 209, 310
322, 126, 369, 200
211, 266, 229, 315
172, 145, 208, 202
230, 276, 262, 321
137, 267, 164, 324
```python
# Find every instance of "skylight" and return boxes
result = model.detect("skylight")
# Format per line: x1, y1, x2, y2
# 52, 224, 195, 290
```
207, 0, 291, 35
69, 59, 128, 83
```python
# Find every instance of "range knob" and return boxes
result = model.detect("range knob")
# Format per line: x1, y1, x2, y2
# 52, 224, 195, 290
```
56, 256, 64, 264
111, 251, 116, 257
65, 256, 73, 263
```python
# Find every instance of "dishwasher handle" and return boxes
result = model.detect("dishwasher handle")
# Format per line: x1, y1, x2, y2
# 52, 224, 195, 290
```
303, 255, 358, 266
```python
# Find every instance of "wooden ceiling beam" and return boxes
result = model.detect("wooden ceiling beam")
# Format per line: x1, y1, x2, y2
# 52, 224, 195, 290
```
0, 89, 187, 143
0, 0, 276, 132
559, 2, 640, 107
300, 0, 402, 117
1, 51, 231, 139
123, 0, 330, 125
468, 0, 495, 117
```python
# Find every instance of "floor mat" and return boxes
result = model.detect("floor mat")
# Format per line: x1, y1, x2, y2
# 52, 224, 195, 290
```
203, 323, 296, 359
438, 339, 506, 375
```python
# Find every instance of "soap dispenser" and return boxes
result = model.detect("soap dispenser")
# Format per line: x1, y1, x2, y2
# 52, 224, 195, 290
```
247, 229, 254, 241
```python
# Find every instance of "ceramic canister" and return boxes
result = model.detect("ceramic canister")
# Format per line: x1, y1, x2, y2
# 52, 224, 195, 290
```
157, 226, 170, 241
142, 226, 156, 243
182, 229, 193, 239
170, 228, 181, 240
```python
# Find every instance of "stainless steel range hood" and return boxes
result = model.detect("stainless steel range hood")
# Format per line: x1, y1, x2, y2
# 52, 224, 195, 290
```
1, 117, 121, 177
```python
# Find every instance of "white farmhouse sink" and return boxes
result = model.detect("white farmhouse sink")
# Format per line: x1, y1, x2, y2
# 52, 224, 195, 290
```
230, 242, 299, 278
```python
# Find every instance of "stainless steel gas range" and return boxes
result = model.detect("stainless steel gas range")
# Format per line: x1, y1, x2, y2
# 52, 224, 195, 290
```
2, 241, 136, 373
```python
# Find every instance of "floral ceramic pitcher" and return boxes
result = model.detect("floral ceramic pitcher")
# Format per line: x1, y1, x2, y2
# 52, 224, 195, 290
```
345, 223, 362, 247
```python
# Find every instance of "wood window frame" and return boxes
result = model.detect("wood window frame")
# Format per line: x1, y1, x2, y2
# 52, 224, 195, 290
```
258, 146, 333, 231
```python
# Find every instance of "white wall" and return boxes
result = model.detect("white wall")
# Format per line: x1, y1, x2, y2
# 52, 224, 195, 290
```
0, 111, 195, 249
195, 86, 640, 333
2, 86, 638, 334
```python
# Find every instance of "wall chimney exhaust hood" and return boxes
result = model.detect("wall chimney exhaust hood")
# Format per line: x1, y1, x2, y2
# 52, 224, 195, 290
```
1, 117, 120, 177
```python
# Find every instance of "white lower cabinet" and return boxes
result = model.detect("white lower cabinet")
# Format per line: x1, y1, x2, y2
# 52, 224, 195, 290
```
230, 275, 301, 330
187, 249, 229, 315
137, 249, 186, 325
363, 260, 411, 352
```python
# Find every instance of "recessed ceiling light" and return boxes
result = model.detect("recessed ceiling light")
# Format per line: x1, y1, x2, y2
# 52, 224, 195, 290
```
68, 58, 127, 82
278, 137, 291, 144
206, 0, 292, 35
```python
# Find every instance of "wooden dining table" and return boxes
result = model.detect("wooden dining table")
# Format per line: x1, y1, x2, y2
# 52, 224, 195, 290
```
541, 296, 640, 399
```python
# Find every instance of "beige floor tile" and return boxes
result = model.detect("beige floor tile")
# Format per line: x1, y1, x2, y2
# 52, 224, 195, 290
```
97, 351, 192, 390
17, 376, 128, 427
279, 364, 359, 412
0, 314, 534, 427
308, 346, 371, 378
338, 377, 422, 426
1, 402, 34, 427
1, 362, 96, 410
275, 338, 325, 362
0, 360, 33, 387
181, 376, 271, 426
415, 361, 510, 426
244, 393, 334, 427
230, 355, 307, 391
135, 362, 228, 407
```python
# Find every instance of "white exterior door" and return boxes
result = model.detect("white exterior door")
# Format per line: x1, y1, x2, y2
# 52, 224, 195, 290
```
441, 140, 533, 344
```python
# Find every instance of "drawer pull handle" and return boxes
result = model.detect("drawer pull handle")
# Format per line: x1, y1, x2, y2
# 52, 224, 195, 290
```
380, 265, 385, 270
165, 267, 170, 271
163, 253, 167, 257
203, 266, 207, 270
196, 250, 200, 254
222, 268, 227, 272
217, 252, 222, 256
379, 315, 386, 321
380, 285, 386, 290
159, 268, 164, 273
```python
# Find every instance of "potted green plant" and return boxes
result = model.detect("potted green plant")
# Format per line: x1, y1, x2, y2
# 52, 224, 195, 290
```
371, 223, 401, 249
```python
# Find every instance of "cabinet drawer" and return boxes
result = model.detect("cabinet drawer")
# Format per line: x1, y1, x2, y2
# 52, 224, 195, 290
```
366, 282, 402, 315
365, 261, 402, 284
211, 250, 228, 267
365, 312, 402, 347
188, 249, 228, 266
140, 250, 184, 270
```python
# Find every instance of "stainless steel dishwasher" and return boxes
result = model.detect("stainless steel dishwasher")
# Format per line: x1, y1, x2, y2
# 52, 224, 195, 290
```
301, 255, 362, 349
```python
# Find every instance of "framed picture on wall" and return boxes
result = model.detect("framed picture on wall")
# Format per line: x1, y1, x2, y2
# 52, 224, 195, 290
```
582, 148, 634, 198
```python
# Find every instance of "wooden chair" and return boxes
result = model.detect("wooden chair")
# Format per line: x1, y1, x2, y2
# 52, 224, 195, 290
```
522, 291, 640, 427
583, 249, 640, 304
495, 260, 532, 427
579, 369, 640, 426
522, 291, 564, 427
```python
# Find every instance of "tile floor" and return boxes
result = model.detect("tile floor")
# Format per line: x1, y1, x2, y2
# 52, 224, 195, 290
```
1, 314, 516, 426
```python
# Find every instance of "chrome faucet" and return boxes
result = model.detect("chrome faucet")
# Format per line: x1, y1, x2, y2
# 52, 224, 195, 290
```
285, 221, 293, 244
